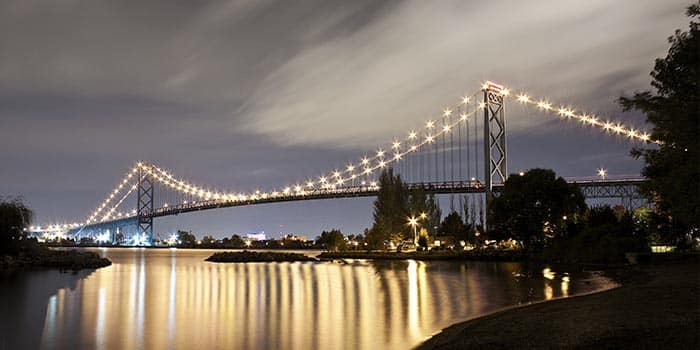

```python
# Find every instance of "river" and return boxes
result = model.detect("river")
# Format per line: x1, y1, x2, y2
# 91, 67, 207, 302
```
0, 248, 615, 350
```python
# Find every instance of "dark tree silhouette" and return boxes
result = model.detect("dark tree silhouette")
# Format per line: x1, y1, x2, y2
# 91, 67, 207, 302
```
488, 169, 586, 250
316, 229, 346, 252
619, 4, 699, 242
367, 168, 410, 248
0, 198, 33, 254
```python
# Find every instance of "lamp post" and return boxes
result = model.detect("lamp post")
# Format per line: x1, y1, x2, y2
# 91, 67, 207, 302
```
408, 216, 419, 245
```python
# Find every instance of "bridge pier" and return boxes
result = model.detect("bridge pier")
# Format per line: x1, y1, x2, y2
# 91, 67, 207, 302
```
137, 164, 154, 245
483, 82, 508, 231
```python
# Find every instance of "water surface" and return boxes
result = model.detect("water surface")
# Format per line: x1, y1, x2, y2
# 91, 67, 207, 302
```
0, 248, 614, 349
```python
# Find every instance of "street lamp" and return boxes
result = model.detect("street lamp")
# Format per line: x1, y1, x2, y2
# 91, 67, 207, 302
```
408, 216, 419, 245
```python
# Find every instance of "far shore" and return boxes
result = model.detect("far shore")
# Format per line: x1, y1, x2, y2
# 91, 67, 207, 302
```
317, 250, 524, 261
416, 256, 699, 350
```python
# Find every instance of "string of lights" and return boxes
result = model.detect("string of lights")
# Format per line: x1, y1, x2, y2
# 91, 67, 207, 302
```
85, 166, 139, 224
502, 87, 658, 144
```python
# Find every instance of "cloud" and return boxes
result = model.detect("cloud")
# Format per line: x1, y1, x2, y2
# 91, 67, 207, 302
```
238, 0, 689, 147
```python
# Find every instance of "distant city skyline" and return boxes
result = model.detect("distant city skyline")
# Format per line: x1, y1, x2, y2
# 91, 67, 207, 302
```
0, 0, 691, 238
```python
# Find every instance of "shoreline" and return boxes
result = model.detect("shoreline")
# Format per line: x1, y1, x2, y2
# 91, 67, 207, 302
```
416, 259, 699, 349
317, 250, 525, 261
1, 248, 111, 271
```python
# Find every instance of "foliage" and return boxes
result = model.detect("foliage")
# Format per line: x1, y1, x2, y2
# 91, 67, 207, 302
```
0, 198, 33, 254
230, 234, 246, 248
544, 205, 649, 263
367, 168, 410, 248
407, 186, 441, 237
200, 235, 216, 247
439, 211, 467, 239
488, 169, 587, 250
417, 232, 429, 249
619, 4, 700, 241
177, 230, 196, 248
316, 229, 346, 252
424, 194, 441, 237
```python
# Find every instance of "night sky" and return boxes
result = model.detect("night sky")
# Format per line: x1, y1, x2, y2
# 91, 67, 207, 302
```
0, 0, 691, 239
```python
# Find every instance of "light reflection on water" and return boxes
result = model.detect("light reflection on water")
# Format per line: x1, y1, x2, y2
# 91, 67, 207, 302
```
1, 248, 614, 350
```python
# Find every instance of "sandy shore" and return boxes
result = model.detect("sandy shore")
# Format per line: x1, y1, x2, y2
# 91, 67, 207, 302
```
416, 259, 699, 349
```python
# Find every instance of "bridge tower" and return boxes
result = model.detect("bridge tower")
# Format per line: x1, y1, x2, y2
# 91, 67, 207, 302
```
136, 163, 154, 245
482, 81, 507, 220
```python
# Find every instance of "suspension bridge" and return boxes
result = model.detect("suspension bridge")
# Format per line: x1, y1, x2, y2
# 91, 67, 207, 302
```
31, 81, 654, 245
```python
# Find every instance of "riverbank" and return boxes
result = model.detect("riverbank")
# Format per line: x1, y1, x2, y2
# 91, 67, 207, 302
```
205, 250, 318, 262
318, 249, 524, 261
1, 248, 111, 270
417, 258, 699, 349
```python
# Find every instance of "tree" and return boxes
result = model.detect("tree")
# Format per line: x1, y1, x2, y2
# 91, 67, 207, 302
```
417, 231, 429, 249
316, 229, 346, 252
439, 212, 467, 240
424, 194, 441, 237
230, 234, 246, 248
0, 198, 33, 254
367, 168, 410, 248
488, 169, 587, 250
619, 4, 699, 242
547, 205, 649, 263
200, 235, 216, 247
177, 230, 196, 247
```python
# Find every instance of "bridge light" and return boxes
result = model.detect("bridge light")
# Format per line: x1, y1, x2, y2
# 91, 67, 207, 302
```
364, 168, 371, 175
517, 94, 529, 103
410, 145, 417, 151
319, 176, 327, 183
426, 120, 435, 129
426, 135, 434, 143
462, 96, 471, 104
478, 102, 486, 109
306, 181, 314, 187
597, 168, 607, 179
442, 125, 451, 132
378, 160, 386, 168
361, 157, 370, 165
393, 153, 401, 161
392, 141, 401, 149
443, 108, 452, 117
500, 88, 510, 96
460, 113, 468, 121
347, 164, 355, 171
408, 131, 417, 139
333, 171, 341, 178
376, 149, 385, 157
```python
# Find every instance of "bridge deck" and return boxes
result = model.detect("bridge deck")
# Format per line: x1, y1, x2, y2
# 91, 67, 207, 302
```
65, 178, 645, 232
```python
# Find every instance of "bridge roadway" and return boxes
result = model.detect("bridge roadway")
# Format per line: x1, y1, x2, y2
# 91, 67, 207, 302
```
64, 177, 645, 236
146, 177, 645, 218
